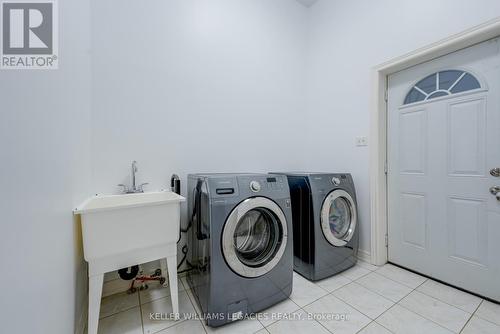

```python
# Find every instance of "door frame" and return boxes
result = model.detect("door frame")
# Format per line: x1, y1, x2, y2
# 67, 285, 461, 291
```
369, 17, 500, 265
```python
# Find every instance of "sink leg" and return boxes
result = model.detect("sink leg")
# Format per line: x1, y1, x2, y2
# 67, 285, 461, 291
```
166, 256, 179, 320
160, 258, 168, 286
88, 274, 104, 334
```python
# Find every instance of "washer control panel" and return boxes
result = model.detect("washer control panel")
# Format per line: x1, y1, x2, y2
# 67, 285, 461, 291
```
249, 180, 261, 192
248, 176, 286, 193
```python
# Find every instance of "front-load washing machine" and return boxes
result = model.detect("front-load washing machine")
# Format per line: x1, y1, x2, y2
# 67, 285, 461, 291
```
273, 172, 359, 281
186, 173, 293, 327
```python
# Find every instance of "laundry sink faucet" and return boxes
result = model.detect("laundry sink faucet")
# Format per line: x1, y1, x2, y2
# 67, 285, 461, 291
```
118, 161, 149, 194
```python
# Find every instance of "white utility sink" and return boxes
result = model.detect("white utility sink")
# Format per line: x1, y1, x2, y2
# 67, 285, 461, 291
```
75, 190, 185, 334
75, 191, 184, 262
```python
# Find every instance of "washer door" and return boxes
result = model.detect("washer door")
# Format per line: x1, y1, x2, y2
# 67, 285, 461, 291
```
222, 197, 288, 278
320, 190, 357, 247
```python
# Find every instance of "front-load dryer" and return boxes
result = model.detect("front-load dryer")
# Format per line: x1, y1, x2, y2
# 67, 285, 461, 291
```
186, 173, 293, 327
272, 172, 359, 281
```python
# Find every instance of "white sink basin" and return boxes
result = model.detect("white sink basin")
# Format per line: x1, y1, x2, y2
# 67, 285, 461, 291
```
75, 191, 185, 263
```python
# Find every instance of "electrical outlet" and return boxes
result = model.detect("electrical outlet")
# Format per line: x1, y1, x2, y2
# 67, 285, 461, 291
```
356, 136, 368, 147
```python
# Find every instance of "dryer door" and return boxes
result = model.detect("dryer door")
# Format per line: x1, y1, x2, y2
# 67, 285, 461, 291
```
222, 197, 288, 278
320, 190, 357, 247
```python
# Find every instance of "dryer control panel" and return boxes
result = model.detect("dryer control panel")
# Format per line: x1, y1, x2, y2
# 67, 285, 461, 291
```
242, 175, 288, 195
331, 177, 341, 186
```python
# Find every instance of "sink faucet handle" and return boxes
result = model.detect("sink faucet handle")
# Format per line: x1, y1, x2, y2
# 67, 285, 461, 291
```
137, 183, 149, 192
117, 184, 129, 193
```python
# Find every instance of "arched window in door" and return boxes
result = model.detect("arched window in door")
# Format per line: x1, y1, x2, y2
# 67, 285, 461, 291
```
404, 70, 481, 105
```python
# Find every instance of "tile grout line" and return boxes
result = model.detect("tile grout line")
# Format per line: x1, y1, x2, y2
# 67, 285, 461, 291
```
258, 297, 302, 329
98, 304, 139, 321
181, 279, 209, 334
271, 266, 384, 333
321, 266, 403, 320
373, 275, 430, 333
400, 288, 476, 324
371, 268, 485, 318
343, 279, 396, 305
98, 290, 141, 320
459, 299, 483, 334
374, 267, 428, 290
395, 302, 463, 334
299, 305, 336, 334
464, 300, 500, 328
296, 263, 372, 297
312, 313, 336, 334
289, 285, 330, 309
342, 268, 374, 282
326, 287, 391, 322
314, 274, 353, 293
412, 287, 482, 316
254, 326, 270, 334
472, 306, 500, 328
295, 282, 383, 333
354, 321, 376, 334
289, 278, 330, 307
392, 278, 465, 333
371, 302, 399, 334
148, 279, 198, 334
264, 275, 357, 333
353, 273, 414, 304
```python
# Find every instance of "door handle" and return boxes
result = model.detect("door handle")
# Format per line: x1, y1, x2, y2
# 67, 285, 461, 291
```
491, 168, 500, 177
490, 186, 500, 195
490, 186, 500, 201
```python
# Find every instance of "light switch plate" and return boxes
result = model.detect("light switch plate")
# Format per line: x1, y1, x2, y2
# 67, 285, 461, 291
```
356, 136, 368, 146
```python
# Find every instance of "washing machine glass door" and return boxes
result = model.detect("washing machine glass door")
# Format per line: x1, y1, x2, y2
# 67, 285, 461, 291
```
222, 197, 288, 278
320, 190, 357, 247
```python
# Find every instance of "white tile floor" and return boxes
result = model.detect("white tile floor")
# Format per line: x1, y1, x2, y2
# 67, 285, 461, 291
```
94, 261, 500, 334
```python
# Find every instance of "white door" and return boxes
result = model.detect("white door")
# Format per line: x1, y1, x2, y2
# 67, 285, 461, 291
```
387, 38, 500, 301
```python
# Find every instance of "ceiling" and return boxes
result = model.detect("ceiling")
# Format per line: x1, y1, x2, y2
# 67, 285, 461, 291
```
295, 0, 319, 8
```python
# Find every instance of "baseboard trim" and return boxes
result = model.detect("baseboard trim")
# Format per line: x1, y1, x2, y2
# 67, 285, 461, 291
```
357, 249, 371, 263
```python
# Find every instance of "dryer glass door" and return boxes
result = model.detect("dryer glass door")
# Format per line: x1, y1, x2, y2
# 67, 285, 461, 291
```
222, 197, 288, 278
320, 190, 357, 247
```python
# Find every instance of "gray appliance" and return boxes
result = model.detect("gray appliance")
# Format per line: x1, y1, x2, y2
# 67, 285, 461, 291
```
186, 173, 293, 327
273, 172, 359, 281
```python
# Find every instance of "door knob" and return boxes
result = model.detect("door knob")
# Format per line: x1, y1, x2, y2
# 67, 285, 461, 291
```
491, 168, 500, 177
490, 186, 500, 201
490, 186, 500, 195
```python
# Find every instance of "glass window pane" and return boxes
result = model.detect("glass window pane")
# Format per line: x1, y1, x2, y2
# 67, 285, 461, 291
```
403, 70, 481, 106
404, 88, 426, 104
328, 197, 352, 239
450, 73, 481, 93
234, 208, 279, 266
416, 73, 437, 94
438, 70, 463, 90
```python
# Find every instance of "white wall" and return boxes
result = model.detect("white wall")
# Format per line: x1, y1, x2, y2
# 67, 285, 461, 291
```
90, 0, 308, 196
306, 0, 500, 255
90, 0, 308, 285
0, 1, 92, 333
